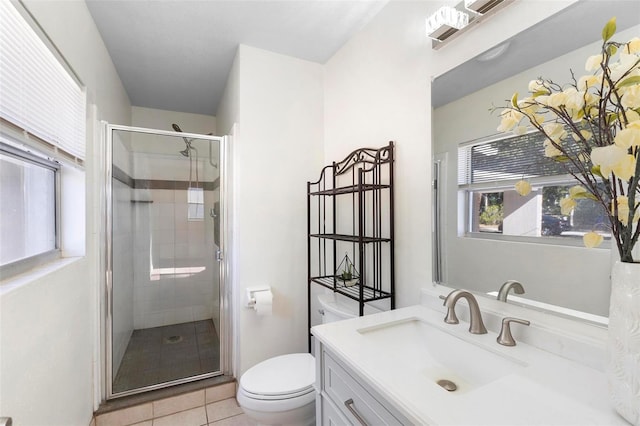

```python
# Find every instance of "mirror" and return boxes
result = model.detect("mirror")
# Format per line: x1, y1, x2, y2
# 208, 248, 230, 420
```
431, 0, 640, 323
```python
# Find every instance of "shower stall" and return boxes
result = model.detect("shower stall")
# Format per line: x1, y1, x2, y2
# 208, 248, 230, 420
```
104, 124, 228, 398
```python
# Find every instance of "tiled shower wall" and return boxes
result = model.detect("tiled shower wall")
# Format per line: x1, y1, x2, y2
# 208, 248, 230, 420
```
132, 187, 218, 329
130, 152, 219, 330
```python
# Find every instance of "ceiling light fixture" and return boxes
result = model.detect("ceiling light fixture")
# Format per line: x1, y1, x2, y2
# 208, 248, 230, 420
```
464, 0, 505, 15
426, 6, 469, 42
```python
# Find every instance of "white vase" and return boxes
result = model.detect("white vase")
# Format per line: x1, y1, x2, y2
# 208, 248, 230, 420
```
607, 260, 640, 425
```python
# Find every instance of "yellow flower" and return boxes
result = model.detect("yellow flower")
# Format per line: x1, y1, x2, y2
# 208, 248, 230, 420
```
577, 75, 599, 90
583, 231, 604, 248
497, 109, 522, 132
514, 180, 532, 196
532, 114, 546, 125
543, 139, 563, 158
625, 109, 640, 124
611, 154, 637, 181
610, 53, 640, 82
543, 123, 566, 143
591, 145, 629, 176
621, 84, 640, 109
613, 196, 631, 225
517, 97, 540, 115
564, 88, 586, 111
528, 79, 549, 94
513, 126, 528, 136
536, 95, 550, 106
547, 92, 568, 109
585, 54, 604, 72
626, 37, 640, 54
614, 121, 640, 149
569, 185, 588, 198
584, 92, 599, 107
572, 130, 592, 141
560, 197, 576, 215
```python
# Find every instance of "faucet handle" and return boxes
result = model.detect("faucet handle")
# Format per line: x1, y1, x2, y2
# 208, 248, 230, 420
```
497, 317, 530, 346
442, 292, 459, 324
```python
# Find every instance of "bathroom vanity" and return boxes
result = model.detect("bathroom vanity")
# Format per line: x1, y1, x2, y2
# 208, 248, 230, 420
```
311, 288, 627, 425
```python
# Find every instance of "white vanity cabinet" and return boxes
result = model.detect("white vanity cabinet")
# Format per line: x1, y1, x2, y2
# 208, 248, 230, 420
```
315, 343, 411, 426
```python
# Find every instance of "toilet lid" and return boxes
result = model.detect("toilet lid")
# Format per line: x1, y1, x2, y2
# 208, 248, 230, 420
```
241, 353, 315, 397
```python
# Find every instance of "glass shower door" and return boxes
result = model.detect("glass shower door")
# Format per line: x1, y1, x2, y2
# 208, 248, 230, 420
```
106, 124, 226, 398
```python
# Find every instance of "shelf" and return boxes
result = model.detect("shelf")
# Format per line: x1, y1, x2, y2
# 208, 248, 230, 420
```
309, 233, 391, 243
307, 142, 394, 351
310, 183, 390, 196
310, 276, 393, 302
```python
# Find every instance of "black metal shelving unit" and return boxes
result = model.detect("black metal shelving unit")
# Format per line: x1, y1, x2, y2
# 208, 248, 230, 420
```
307, 142, 395, 350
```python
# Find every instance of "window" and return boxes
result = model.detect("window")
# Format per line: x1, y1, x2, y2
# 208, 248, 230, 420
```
0, 1, 86, 278
0, 1, 86, 161
458, 131, 609, 242
0, 141, 60, 268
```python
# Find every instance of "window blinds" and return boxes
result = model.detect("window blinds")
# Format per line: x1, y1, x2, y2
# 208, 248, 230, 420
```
458, 130, 576, 188
0, 1, 86, 160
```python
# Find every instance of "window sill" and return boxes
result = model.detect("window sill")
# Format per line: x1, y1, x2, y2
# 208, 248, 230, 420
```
0, 256, 83, 297
462, 232, 612, 249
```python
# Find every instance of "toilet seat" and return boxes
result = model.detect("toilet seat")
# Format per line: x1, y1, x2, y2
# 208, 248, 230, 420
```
239, 353, 315, 400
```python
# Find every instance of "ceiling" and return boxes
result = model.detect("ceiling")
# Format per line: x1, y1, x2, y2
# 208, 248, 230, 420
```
432, 0, 640, 108
86, 0, 387, 116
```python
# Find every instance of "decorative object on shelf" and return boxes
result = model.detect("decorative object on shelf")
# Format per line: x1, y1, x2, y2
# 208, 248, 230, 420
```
336, 253, 359, 287
495, 18, 640, 423
307, 142, 395, 351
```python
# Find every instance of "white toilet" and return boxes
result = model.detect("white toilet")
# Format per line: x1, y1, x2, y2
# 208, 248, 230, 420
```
236, 293, 369, 425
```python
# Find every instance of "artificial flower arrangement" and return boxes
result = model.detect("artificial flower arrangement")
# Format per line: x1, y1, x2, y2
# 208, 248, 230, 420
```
496, 18, 640, 263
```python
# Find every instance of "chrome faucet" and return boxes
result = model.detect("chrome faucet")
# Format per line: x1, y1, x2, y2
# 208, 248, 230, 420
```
497, 280, 525, 302
443, 290, 487, 334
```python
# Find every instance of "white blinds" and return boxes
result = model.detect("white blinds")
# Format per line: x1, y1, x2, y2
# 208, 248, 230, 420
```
458, 130, 575, 188
0, 1, 86, 160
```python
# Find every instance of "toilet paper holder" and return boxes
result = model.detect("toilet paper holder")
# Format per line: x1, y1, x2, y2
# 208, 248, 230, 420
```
246, 286, 272, 308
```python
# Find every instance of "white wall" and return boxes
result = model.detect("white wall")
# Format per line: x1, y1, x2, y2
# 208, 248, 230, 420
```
132, 106, 216, 136
224, 45, 324, 376
0, 1, 131, 424
324, 1, 434, 309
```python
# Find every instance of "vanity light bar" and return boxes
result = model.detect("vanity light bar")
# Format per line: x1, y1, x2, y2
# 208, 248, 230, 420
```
426, 6, 470, 42
465, 0, 505, 15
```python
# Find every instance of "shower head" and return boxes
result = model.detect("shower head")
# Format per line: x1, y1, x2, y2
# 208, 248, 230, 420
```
172, 123, 192, 156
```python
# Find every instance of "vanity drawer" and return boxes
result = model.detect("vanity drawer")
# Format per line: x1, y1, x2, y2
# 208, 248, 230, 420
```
320, 394, 351, 426
322, 350, 404, 426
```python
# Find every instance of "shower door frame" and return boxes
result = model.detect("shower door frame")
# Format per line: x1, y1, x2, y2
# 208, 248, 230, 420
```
104, 123, 230, 400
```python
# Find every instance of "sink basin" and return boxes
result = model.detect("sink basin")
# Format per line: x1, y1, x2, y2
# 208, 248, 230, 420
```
357, 317, 526, 393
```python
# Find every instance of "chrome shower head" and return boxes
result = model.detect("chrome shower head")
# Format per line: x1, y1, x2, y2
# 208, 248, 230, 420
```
173, 123, 192, 157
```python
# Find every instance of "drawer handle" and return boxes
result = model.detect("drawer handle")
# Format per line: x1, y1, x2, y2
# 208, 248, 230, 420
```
344, 398, 368, 426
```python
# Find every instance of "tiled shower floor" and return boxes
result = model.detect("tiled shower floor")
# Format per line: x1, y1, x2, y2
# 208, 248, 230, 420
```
113, 320, 220, 394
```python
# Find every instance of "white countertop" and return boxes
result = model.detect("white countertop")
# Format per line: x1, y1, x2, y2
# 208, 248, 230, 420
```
312, 304, 627, 425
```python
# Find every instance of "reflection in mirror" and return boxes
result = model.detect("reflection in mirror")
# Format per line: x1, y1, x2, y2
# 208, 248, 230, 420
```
431, 0, 640, 324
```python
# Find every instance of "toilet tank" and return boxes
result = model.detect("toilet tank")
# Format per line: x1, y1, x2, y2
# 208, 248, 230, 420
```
317, 293, 381, 324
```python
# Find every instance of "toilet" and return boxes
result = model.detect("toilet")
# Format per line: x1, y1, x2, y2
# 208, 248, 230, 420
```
236, 293, 369, 425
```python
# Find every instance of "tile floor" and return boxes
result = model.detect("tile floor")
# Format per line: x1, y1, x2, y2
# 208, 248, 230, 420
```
113, 320, 220, 393
95, 382, 257, 426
